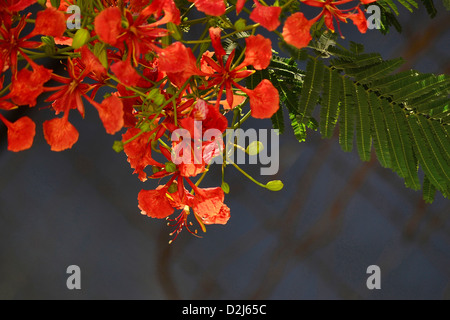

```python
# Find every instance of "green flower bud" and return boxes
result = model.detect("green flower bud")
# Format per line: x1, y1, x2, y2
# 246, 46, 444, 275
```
50, 0, 60, 9
246, 141, 264, 156
265, 180, 284, 192
167, 22, 182, 41
112, 141, 124, 153
168, 183, 178, 194
165, 162, 177, 173
152, 166, 161, 174
139, 121, 152, 132
234, 18, 247, 32
147, 88, 160, 100
154, 94, 165, 106
41, 36, 55, 47
72, 28, 90, 49
221, 182, 230, 194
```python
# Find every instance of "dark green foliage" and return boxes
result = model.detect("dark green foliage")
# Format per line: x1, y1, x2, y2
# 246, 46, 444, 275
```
251, 41, 450, 202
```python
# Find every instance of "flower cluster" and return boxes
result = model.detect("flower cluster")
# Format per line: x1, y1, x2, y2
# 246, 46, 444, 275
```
0, 0, 376, 242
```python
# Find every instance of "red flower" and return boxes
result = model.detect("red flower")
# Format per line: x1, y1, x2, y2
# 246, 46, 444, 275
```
43, 114, 79, 151
189, 0, 226, 16
0, 14, 41, 76
0, 114, 36, 152
45, 58, 91, 117
348, 6, 368, 33
122, 127, 162, 182
178, 99, 228, 136
139, 175, 230, 241
94, 5, 176, 59
0, 0, 36, 20
300, 0, 375, 35
201, 28, 260, 108
31, 7, 66, 37
249, 0, 282, 31
282, 12, 314, 49
6, 60, 52, 107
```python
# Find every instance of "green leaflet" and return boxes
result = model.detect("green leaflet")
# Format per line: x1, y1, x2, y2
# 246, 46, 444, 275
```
339, 77, 356, 152
354, 86, 372, 162
271, 105, 285, 135
296, 58, 325, 141
406, 116, 449, 193
258, 41, 449, 202
443, 0, 450, 10
320, 68, 341, 138
422, 175, 437, 203
420, 0, 438, 17
397, 0, 419, 12
349, 58, 404, 84
391, 74, 450, 103
383, 101, 421, 190
415, 116, 450, 187
290, 113, 306, 142
368, 92, 391, 168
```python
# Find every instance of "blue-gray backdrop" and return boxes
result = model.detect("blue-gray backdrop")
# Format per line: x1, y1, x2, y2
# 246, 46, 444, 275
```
0, 1, 449, 299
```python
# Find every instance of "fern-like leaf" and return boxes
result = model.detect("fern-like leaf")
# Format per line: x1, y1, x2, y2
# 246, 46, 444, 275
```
320, 67, 341, 138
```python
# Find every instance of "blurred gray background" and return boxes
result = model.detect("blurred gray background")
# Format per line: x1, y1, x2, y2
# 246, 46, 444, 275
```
0, 2, 449, 299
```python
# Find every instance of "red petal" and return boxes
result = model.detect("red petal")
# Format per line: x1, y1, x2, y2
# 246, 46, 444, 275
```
206, 204, 230, 225
247, 79, 279, 119
202, 102, 228, 133
96, 95, 124, 135
282, 12, 314, 49
192, 187, 227, 225
130, 0, 152, 12
249, 1, 281, 31
94, 7, 124, 46
7, 64, 52, 107
111, 60, 141, 87
165, 47, 201, 87
80, 46, 107, 76
192, 0, 226, 16
241, 34, 272, 70
54, 36, 73, 46
0, 115, 35, 152
0, 101, 16, 110
348, 7, 368, 33
142, 0, 181, 25
158, 42, 190, 74
123, 128, 160, 181
7, 0, 36, 12
32, 7, 66, 37
209, 27, 226, 59
43, 116, 79, 151
138, 186, 174, 219
236, 0, 247, 14
179, 162, 207, 177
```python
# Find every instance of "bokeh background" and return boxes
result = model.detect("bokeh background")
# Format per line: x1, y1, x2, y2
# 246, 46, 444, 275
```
0, 1, 449, 299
